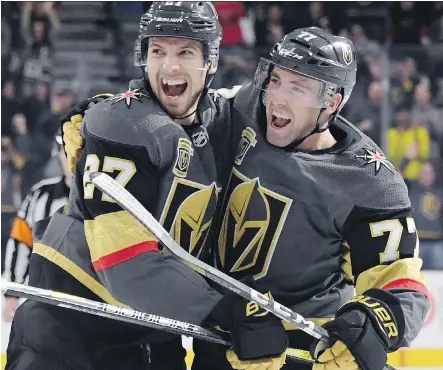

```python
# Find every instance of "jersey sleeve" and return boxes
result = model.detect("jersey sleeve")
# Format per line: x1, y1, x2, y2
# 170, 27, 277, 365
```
3, 189, 36, 284
73, 126, 222, 324
343, 205, 431, 347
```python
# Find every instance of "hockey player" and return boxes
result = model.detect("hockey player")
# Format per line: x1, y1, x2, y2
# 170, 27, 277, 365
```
191, 27, 430, 370
2, 132, 71, 322
6, 3, 288, 370
56, 27, 430, 370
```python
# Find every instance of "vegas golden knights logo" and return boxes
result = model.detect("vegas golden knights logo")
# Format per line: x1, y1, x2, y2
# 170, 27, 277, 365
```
160, 177, 219, 259
235, 128, 257, 166
173, 138, 194, 178
342, 43, 353, 66
421, 192, 441, 220
218, 168, 292, 279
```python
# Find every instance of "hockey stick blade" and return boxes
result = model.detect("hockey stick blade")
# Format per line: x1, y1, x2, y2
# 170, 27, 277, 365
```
90, 171, 328, 342
1, 280, 316, 366
1, 280, 229, 345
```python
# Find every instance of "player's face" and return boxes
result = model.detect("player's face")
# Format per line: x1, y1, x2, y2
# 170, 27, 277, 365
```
147, 37, 208, 118
265, 66, 324, 147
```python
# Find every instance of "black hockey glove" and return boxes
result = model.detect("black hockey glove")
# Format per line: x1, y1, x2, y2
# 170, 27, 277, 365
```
311, 289, 405, 370
209, 277, 288, 369
61, 93, 113, 174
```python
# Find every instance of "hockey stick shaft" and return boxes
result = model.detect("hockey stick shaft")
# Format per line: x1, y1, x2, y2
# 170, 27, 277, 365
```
90, 172, 328, 341
1, 280, 229, 345
1, 280, 315, 366
90, 173, 398, 370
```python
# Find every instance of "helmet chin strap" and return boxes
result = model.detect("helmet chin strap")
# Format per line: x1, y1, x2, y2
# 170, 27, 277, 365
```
284, 108, 336, 150
141, 61, 213, 122
261, 89, 336, 150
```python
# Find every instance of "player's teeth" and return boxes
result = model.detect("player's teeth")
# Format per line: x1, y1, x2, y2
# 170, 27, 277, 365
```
273, 112, 290, 120
162, 79, 186, 86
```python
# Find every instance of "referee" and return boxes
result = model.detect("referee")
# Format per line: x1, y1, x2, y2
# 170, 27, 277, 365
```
2, 132, 71, 322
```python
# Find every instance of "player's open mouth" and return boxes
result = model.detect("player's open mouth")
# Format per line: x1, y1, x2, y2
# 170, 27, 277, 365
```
271, 111, 291, 128
161, 78, 188, 98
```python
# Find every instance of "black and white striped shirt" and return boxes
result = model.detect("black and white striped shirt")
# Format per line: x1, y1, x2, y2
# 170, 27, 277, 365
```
3, 176, 70, 284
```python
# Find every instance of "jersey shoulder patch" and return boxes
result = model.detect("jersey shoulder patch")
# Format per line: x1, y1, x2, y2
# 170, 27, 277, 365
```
84, 89, 182, 147
342, 138, 410, 210
84, 88, 191, 170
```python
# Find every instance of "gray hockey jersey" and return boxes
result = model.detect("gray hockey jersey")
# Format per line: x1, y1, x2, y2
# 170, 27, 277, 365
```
214, 83, 430, 349
30, 81, 235, 329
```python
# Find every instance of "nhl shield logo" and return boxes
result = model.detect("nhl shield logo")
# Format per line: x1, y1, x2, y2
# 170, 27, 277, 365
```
191, 130, 208, 147
342, 43, 353, 66
173, 138, 194, 178
235, 127, 257, 166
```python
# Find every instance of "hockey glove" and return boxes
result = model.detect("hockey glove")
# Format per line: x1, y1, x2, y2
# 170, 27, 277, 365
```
311, 289, 405, 370
209, 277, 288, 370
61, 93, 113, 174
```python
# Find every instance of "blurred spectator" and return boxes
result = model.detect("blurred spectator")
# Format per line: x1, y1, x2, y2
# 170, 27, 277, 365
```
286, 2, 332, 34
387, 105, 430, 181
17, 88, 74, 195
1, 80, 21, 138
348, 80, 383, 146
411, 83, 443, 159
390, 56, 428, 108
429, 2, 443, 43
335, 2, 388, 42
3, 52, 24, 93
2, 15, 12, 57
21, 81, 51, 134
214, 2, 248, 47
20, 2, 60, 60
255, 4, 285, 50
349, 24, 381, 59
2, 2, 23, 50
306, 2, 331, 33
409, 162, 443, 269
390, 2, 431, 45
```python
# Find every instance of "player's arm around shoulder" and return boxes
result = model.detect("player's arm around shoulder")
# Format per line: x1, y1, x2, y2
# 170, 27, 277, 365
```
62, 94, 114, 174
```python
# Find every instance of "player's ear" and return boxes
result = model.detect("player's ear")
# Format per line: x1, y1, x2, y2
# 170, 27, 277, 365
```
326, 93, 343, 115
208, 60, 217, 75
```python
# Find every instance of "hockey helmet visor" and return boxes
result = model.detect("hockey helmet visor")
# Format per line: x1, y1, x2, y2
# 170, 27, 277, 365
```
254, 57, 340, 109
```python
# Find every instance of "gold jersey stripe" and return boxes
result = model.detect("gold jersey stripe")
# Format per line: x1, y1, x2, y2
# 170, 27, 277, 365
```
33, 242, 128, 307
355, 257, 426, 295
85, 210, 157, 264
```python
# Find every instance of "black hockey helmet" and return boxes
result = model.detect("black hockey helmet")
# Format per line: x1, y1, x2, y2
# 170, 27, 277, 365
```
255, 27, 357, 112
134, 1, 222, 69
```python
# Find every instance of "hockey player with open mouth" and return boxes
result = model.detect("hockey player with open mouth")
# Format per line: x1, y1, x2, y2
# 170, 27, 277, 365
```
5, 3, 289, 370
21, 18, 430, 370
190, 27, 430, 370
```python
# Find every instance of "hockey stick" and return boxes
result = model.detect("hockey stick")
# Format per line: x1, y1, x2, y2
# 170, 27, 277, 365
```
90, 172, 398, 370
1, 280, 314, 366
90, 172, 328, 341
1, 280, 229, 345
